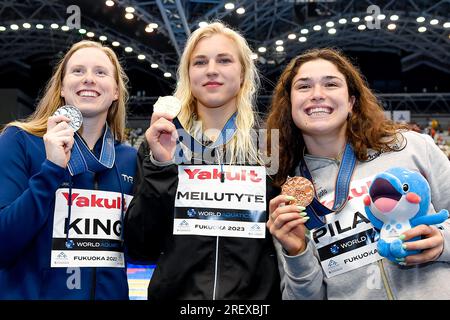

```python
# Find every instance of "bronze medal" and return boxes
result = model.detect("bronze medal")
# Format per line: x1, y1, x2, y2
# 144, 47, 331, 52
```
281, 176, 315, 207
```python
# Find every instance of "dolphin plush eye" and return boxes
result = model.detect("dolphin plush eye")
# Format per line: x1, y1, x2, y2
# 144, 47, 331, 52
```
402, 183, 409, 192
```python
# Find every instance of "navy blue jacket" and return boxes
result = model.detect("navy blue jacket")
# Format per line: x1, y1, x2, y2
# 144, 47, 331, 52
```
0, 126, 136, 299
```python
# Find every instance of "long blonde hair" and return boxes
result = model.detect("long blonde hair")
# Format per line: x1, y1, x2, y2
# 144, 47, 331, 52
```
4, 40, 129, 141
174, 21, 261, 163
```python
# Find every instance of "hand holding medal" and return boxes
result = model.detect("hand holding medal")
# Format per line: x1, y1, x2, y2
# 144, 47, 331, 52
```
44, 105, 82, 168
267, 176, 316, 256
147, 96, 182, 162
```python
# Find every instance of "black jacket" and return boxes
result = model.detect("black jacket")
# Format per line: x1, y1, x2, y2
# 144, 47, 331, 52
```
124, 141, 281, 300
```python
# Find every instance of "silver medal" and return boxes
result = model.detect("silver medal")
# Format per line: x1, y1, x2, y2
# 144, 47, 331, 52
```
53, 105, 83, 131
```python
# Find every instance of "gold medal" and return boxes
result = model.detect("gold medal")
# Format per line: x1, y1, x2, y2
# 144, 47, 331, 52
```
153, 96, 182, 118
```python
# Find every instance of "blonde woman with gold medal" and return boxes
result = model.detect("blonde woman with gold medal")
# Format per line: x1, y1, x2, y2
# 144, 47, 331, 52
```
125, 22, 281, 300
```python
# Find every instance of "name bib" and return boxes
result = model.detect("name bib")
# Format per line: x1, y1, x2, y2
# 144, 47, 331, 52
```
310, 176, 382, 278
51, 188, 133, 268
173, 165, 267, 238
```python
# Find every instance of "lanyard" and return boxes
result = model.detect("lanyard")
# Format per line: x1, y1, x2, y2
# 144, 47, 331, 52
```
298, 142, 357, 229
172, 113, 238, 168
173, 113, 237, 153
67, 124, 115, 176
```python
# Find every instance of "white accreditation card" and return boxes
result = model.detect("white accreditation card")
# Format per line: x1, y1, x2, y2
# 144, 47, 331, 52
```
51, 188, 133, 268
173, 165, 267, 238
310, 176, 383, 278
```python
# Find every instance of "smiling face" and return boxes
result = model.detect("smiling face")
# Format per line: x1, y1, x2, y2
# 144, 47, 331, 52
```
290, 59, 355, 140
188, 33, 243, 113
61, 47, 118, 122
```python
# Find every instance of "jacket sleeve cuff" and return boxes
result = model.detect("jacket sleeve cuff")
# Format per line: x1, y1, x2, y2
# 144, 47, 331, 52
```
437, 221, 450, 262
282, 238, 319, 278
149, 151, 175, 167
41, 159, 66, 182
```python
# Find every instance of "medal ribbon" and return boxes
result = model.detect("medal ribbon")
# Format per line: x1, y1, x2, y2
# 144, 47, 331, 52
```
297, 142, 357, 229
67, 124, 115, 176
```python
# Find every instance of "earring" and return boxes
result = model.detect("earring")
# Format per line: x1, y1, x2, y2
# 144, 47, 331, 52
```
347, 112, 352, 121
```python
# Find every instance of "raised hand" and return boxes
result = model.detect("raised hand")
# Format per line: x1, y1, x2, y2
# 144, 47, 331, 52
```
145, 112, 178, 162
43, 115, 75, 168
267, 195, 310, 256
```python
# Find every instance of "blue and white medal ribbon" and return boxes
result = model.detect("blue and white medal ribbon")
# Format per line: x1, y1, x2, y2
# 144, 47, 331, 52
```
297, 142, 357, 229
67, 124, 115, 176
173, 112, 238, 161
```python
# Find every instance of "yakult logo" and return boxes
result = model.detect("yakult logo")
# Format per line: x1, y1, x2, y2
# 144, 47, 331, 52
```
62, 192, 127, 211
184, 168, 262, 183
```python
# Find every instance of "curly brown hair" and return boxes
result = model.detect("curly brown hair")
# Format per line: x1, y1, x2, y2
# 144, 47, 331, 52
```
266, 48, 406, 187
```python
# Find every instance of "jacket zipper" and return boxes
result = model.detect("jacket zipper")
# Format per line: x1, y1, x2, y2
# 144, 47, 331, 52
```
378, 260, 395, 300
212, 147, 224, 299
90, 173, 99, 300
212, 236, 219, 300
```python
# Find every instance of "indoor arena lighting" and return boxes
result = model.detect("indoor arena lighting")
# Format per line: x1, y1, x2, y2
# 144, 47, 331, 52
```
288, 33, 296, 40
430, 19, 439, 25
224, 3, 235, 10
387, 23, 396, 30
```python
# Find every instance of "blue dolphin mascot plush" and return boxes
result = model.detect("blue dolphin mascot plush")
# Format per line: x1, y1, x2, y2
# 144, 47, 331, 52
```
364, 167, 448, 263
